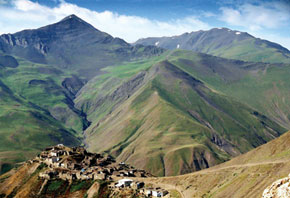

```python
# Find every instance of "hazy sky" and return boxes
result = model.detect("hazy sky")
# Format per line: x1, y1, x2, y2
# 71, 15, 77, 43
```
0, 0, 289, 49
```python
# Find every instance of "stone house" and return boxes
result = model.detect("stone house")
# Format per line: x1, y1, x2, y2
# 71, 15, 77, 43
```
115, 179, 133, 188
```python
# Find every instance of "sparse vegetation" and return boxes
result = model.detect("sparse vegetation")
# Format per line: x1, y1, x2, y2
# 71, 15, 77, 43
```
70, 180, 94, 193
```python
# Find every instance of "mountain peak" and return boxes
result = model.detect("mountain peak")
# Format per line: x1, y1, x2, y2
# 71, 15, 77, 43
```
58, 14, 93, 28
39, 14, 99, 34
60, 14, 83, 22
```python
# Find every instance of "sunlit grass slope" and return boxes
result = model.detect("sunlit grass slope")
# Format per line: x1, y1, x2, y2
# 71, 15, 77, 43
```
83, 58, 285, 176
0, 79, 80, 174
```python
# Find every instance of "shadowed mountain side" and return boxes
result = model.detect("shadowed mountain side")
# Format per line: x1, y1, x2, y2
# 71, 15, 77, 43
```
147, 130, 290, 198
84, 60, 285, 176
0, 15, 165, 79
135, 28, 290, 64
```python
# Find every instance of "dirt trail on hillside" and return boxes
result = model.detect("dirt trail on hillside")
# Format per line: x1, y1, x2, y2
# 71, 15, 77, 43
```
196, 159, 290, 174
138, 159, 290, 198
155, 159, 290, 180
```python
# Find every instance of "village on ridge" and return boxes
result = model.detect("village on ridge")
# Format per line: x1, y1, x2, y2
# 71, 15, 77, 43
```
28, 144, 169, 197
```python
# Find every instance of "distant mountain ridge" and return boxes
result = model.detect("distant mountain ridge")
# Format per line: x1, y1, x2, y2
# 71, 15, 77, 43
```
135, 28, 290, 63
0, 14, 165, 79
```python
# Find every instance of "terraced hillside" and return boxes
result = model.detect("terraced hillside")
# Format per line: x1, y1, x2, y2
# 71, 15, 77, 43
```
135, 28, 290, 64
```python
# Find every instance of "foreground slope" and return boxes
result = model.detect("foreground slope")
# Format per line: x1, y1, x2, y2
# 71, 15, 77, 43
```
146, 130, 290, 198
80, 57, 285, 176
135, 28, 290, 63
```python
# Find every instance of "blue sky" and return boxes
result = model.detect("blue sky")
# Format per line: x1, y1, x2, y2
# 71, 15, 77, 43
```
0, 0, 289, 49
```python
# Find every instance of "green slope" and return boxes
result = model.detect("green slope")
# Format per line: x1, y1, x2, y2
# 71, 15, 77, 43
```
168, 50, 290, 129
0, 79, 80, 174
0, 15, 165, 175
81, 58, 285, 176
75, 52, 169, 123
0, 55, 89, 133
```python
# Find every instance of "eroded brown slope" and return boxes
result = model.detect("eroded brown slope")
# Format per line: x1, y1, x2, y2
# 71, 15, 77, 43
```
146, 130, 290, 198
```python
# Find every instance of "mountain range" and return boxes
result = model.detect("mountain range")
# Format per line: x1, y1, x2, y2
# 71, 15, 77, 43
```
135, 28, 290, 64
0, 14, 164, 79
0, 14, 290, 183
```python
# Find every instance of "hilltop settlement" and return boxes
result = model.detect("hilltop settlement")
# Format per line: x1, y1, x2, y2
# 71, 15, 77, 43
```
27, 144, 169, 197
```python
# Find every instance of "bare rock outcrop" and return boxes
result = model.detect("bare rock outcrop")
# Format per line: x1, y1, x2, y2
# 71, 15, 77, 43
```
262, 174, 290, 198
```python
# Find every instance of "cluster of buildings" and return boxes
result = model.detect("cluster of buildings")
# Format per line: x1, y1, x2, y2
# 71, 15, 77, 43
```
30, 144, 168, 197
111, 179, 169, 197
32, 144, 151, 181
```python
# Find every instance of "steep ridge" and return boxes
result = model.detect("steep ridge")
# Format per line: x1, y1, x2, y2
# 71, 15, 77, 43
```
135, 28, 290, 63
167, 50, 290, 129
147, 130, 290, 198
83, 59, 285, 176
0, 15, 165, 79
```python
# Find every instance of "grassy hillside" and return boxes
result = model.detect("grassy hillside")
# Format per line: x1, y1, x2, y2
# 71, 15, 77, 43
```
148, 130, 290, 198
0, 55, 89, 133
83, 59, 285, 176
75, 52, 169, 122
0, 79, 80, 175
168, 50, 290, 129
0, 15, 165, 175
1, 16, 290, 180
135, 28, 290, 64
